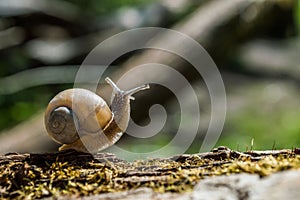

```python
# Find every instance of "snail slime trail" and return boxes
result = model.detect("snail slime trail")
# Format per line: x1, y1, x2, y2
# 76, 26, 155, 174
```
44, 77, 150, 153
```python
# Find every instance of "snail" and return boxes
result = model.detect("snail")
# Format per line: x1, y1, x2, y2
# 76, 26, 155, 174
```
44, 77, 150, 153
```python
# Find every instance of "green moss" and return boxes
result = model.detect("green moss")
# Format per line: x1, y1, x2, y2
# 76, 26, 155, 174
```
1, 150, 300, 199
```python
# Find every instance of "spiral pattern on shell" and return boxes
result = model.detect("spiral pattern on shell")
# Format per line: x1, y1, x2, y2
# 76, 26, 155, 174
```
47, 106, 79, 144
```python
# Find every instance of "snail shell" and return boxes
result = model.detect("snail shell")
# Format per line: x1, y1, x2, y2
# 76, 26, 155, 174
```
44, 77, 149, 153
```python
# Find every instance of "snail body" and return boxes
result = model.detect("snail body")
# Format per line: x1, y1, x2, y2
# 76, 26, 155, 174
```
44, 77, 149, 153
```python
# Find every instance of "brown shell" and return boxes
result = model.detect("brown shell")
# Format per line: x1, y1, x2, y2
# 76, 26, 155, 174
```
44, 88, 112, 144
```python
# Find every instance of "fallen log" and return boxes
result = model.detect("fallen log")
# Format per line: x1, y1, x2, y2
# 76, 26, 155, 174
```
1, 146, 300, 199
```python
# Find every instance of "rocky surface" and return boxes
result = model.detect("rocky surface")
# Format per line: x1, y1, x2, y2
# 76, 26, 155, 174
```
194, 170, 300, 200
51, 170, 300, 200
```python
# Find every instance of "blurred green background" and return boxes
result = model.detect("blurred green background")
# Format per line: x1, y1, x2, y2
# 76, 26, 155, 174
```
0, 0, 300, 155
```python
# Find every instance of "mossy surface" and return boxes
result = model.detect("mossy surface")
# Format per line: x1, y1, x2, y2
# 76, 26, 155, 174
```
1, 147, 300, 199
